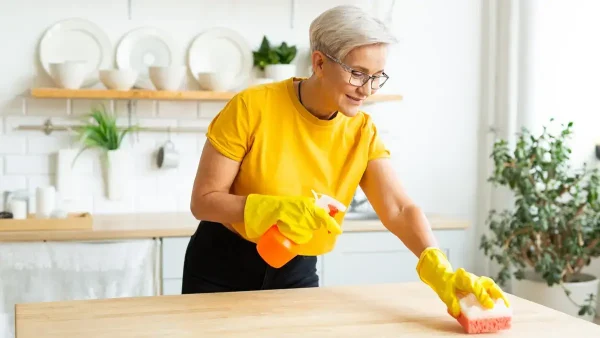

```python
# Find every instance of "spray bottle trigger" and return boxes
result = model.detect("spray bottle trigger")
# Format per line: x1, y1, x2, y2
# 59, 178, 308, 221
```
327, 204, 340, 234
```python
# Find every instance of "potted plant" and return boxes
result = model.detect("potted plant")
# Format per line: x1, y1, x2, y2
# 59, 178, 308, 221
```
253, 35, 297, 82
480, 119, 600, 321
74, 104, 138, 201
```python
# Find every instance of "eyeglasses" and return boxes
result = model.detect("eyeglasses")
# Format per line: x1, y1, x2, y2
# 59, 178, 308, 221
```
324, 53, 389, 90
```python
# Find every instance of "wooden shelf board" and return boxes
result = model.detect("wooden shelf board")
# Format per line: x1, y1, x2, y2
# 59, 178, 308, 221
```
30, 88, 233, 101
31, 88, 402, 103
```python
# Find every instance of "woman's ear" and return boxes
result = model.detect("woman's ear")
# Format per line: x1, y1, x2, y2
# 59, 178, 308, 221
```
312, 51, 326, 77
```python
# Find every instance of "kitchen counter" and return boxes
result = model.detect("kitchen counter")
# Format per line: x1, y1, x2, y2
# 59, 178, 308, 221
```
0, 212, 469, 242
14, 282, 600, 337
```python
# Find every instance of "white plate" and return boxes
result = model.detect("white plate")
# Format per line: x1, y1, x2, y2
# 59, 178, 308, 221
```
39, 18, 112, 87
116, 27, 177, 89
188, 28, 252, 91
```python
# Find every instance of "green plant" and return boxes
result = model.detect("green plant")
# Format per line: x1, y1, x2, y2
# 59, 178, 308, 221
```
480, 119, 600, 317
253, 36, 297, 71
73, 104, 138, 161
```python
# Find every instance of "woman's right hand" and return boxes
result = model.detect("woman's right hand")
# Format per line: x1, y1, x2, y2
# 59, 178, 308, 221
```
244, 194, 342, 244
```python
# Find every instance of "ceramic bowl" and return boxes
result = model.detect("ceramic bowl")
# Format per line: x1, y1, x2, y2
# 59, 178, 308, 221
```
49, 61, 88, 89
99, 69, 138, 90
149, 66, 186, 91
196, 71, 235, 91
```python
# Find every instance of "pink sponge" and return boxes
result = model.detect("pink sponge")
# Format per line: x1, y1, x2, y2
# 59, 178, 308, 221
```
454, 293, 512, 334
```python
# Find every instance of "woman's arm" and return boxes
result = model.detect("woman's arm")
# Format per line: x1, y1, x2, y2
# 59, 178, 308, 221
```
359, 158, 438, 257
190, 140, 247, 224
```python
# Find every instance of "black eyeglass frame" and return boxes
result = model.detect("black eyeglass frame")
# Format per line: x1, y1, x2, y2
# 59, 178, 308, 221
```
323, 52, 389, 90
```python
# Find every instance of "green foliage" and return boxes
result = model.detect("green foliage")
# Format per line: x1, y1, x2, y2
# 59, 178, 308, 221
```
480, 119, 600, 317
252, 36, 297, 70
73, 104, 138, 163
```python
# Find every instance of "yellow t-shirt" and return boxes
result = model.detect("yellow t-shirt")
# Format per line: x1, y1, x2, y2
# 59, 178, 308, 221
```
206, 77, 390, 255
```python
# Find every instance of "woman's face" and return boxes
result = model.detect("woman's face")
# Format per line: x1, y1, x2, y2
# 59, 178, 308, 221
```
318, 43, 389, 117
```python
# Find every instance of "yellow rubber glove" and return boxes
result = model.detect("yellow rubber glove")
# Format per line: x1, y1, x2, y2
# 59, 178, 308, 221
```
244, 194, 342, 244
416, 247, 510, 317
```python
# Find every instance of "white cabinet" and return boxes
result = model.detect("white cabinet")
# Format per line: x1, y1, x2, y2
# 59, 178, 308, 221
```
162, 278, 183, 295
160, 228, 467, 294
160, 237, 190, 295
320, 230, 466, 287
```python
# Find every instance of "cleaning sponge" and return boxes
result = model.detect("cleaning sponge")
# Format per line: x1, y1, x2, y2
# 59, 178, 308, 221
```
454, 293, 512, 334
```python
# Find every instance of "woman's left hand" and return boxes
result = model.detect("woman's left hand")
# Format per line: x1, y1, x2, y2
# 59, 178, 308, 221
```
416, 247, 510, 318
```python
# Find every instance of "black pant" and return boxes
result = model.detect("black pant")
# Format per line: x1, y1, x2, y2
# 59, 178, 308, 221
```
181, 220, 319, 294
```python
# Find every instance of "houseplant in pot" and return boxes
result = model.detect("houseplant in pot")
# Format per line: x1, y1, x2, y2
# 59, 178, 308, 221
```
74, 104, 138, 200
253, 35, 297, 82
480, 119, 600, 321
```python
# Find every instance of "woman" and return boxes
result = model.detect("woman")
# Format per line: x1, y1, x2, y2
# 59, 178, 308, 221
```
183, 5, 509, 318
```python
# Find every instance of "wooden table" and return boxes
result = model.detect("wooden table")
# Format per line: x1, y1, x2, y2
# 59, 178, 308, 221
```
17, 282, 598, 337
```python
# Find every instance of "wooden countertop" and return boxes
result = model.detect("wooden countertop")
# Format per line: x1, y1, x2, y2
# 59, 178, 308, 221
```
0, 212, 469, 242
15, 282, 600, 337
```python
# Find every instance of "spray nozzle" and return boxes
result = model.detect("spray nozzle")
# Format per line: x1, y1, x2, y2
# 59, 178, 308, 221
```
311, 190, 347, 233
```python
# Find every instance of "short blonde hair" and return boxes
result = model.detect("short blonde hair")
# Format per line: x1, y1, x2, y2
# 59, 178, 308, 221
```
309, 5, 397, 61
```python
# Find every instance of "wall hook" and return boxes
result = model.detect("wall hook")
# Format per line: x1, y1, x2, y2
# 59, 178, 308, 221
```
43, 119, 54, 135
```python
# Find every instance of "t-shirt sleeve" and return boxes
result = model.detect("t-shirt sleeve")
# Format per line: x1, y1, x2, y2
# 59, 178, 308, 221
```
206, 94, 252, 162
367, 119, 391, 161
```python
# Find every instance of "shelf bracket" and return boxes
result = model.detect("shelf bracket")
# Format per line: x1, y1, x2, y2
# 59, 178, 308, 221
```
66, 98, 72, 116
127, 100, 139, 143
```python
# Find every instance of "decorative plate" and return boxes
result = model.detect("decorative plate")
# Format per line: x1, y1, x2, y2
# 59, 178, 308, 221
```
39, 18, 112, 87
116, 27, 178, 89
187, 27, 252, 91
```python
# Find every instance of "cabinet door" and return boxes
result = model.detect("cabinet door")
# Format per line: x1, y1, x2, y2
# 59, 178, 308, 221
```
321, 232, 419, 286
321, 230, 465, 287
161, 237, 190, 280
162, 278, 182, 296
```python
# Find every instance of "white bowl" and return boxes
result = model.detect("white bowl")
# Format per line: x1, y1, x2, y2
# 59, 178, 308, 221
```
196, 71, 235, 91
149, 66, 186, 91
49, 61, 88, 89
99, 69, 138, 90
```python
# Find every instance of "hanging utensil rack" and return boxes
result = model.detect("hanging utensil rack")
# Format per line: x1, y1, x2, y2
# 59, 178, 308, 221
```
15, 118, 205, 136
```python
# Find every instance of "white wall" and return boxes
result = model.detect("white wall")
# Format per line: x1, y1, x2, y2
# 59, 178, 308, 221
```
520, 0, 600, 167
0, 0, 482, 268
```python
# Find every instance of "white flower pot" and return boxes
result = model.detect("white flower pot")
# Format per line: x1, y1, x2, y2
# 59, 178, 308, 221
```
101, 148, 130, 200
512, 271, 599, 322
264, 64, 296, 82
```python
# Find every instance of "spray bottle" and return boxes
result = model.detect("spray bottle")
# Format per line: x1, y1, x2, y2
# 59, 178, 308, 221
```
256, 190, 347, 268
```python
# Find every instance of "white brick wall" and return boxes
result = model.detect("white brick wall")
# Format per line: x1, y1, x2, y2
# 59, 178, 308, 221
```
0, 112, 211, 214
0, 0, 484, 235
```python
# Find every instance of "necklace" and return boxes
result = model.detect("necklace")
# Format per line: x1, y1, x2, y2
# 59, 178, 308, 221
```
298, 80, 337, 120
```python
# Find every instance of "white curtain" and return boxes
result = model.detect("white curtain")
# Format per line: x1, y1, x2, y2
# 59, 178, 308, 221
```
475, 0, 527, 278
0, 239, 160, 338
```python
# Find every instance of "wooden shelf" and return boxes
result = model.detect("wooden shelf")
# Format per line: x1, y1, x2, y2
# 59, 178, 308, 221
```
30, 88, 233, 101
30, 88, 402, 103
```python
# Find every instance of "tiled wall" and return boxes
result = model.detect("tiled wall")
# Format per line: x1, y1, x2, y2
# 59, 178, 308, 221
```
0, 104, 216, 214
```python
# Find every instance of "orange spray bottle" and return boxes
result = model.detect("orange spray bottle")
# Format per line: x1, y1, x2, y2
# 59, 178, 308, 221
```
256, 191, 347, 268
